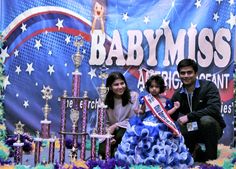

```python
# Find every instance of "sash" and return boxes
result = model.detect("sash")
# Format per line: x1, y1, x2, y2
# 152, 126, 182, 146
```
143, 94, 180, 136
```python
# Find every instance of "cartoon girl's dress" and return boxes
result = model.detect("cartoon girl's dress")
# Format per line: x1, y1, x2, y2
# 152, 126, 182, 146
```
115, 99, 194, 169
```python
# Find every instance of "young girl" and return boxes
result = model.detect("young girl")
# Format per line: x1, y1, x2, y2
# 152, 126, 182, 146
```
115, 74, 193, 168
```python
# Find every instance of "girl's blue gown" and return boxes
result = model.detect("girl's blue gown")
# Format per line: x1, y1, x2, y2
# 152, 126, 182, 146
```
115, 102, 194, 169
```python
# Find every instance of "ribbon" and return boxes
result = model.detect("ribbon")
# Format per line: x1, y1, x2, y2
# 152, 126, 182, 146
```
143, 94, 180, 136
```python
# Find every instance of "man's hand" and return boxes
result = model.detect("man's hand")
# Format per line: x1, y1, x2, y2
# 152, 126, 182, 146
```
177, 115, 189, 125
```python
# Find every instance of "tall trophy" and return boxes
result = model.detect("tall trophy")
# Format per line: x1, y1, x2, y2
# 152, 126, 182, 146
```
71, 36, 84, 97
40, 86, 53, 139
97, 65, 109, 135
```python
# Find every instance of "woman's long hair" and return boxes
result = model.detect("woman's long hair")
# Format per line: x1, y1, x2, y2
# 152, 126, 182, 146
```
104, 72, 131, 109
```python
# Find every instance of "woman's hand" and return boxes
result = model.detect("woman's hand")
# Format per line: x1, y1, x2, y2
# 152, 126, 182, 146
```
108, 123, 118, 134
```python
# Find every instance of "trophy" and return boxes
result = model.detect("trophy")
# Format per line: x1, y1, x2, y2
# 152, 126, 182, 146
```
40, 86, 53, 138
13, 121, 25, 164
71, 36, 84, 97
70, 108, 80, 161
97, 65, 109, 104
96, 65, 109, 135
72, 36, 84, 73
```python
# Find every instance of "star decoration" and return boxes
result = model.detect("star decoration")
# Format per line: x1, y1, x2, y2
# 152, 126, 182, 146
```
35, 82, 38, 86
65, 35, 71, 44
48, 50, 53, 55
88, 67, 97, 79
226, 12, 236, 29
14, 49, 19, 57
41, 85, 53, 100
56, 18, 64, 30
34, 39, 42, 50
26, 63, 35, 75
82, 49, 86, 54
65, 63, 68, 67
47, 65, 55, 75
20, 23, 27, 32
195, 0, 201, 8
144, 16, 150, 24
216, 0, 223, 4
16, 93, 19, 97
213, 12, 220, 21
161, 19, 170, 28
23, 100, 29, 108
122, 12, 129, 22
15, 121, 25, 134
15, 65, 22, 75
0, 47, 10, 62
3, 75, 11, 89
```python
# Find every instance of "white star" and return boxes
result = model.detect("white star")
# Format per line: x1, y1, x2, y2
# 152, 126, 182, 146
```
161, 19, 170, 28
190, 22, 197, 28
88, 68, 97, 79
3, 75, 11, 89
16, 93, 19, 97
20, 23, 27, 32
82, 49, 86, 54
216, 0, 223, 4
226, 12, 236, 29
143, 16, 150, 24
65, 35, 71, 44
0, 47, 10, 62
65, 63, 68, 67
56, 18, 64, 30
34, 39, 42, 50
35, 82, 38, 86
139, 86, 144, 92
195, 0, 201, 8
47, 65, 55, 75
48, 50, 53, 55
14, 49, 19, 57
67, 73, 70, 76
23, 100, 29, 108
122, 12, 129, 22
26, 63, 34, 75
15, 65, 22, 75
213, 12, 219, 21
229, 0, 235, 5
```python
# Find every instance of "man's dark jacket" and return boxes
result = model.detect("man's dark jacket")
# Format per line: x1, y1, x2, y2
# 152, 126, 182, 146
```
171, 80, 226, 129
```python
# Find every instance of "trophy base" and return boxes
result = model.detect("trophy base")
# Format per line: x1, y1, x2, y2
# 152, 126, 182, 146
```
41, 120, 51, 139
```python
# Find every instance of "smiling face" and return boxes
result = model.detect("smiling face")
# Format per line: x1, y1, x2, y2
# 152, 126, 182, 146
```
179, 66, 197, 88
94, 2, 104, 17
110, 78, 126, 98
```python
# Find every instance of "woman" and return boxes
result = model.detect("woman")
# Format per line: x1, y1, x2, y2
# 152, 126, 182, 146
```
98, 72, 139, 159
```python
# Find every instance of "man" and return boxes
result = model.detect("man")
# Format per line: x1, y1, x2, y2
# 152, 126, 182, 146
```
171, 59, 226, 162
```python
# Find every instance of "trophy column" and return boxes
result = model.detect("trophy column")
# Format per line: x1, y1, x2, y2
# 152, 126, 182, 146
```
40, 86, 53, 139
13, 121, 25, 164
71, 36, 84, 160
90, 66, 114, 160
59, 90, 67, 164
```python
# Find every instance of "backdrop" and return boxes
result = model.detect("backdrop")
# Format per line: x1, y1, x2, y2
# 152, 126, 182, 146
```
0, 0, 235, 145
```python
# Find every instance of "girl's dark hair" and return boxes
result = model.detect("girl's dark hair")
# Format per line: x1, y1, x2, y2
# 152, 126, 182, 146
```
145, 74, 166, 94
177, 59, 198, 73
104, 72, 131, 109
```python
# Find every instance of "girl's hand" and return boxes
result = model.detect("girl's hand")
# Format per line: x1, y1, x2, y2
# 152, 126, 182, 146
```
174, 101, 180, 109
